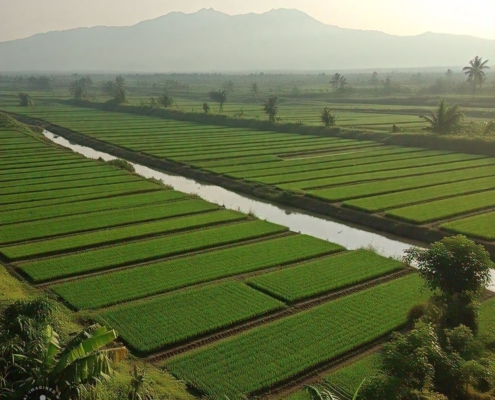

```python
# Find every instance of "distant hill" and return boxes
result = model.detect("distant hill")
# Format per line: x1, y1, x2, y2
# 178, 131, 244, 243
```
0, 8, 493, 73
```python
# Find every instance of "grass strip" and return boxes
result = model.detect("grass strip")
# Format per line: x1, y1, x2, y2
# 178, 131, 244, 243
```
20, 220, 286, 282
96, 282, 285, 353
1, 210, 245, 261
164, 274, 427, 398
440, 211, 495, 241
0, 199, 217, 244
51, 235, 344, 309
385, 190, 495, 224
248, 250, 403, 302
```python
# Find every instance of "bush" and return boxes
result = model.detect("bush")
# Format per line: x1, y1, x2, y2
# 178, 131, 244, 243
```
407, 303, 427, 326
106, 159, 135, 173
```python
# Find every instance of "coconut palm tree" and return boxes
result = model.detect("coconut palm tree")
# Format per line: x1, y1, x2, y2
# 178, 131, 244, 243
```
422, 99, 464, 135
463, 56, 490, 97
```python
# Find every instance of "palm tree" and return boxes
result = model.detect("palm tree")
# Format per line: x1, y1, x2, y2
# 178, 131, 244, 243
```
463, 56, 490, 97
305, 380, 366, 400
423, 99, 464, 135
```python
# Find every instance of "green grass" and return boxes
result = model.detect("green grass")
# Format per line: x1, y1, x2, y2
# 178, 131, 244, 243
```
51, 235, 344, 309
326, 353, 381, 393
247, 250, 403, 302
0, 210, 245, 261
385, 190, 495, 224
0, 180, 160, 206
164, 274, 428, 398
440, 211, 495, 241
0, 199, 218, 244
308, 165, 495, 202
344, 176, 495, 212
96, 282, 285, 353
252, 153, 482, 185
20, 220, 287, 282
0, 174, 142, 195
0, 189, 186, 225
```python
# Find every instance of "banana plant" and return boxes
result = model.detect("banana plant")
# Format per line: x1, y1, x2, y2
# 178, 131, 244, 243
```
41, 323, 127, 398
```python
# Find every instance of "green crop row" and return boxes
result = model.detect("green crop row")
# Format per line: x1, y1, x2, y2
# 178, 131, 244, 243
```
308, 164, 495, 202
221, 147, 430, 177
253, 153, 482, 185
344, 176, 495, 212
386, 190, 495, 224
281, 159, 495, 192
51, 234, 344, 309
164, 274, 427, 398
0, 159, 91, 175
441, 211, 495, 241
0, 168, 124, 189
1, 174, 142, 196
1, 210, 245, 261
247, 250, 403, 302
0, 163, 114, 183
0, 189, 185, 225
96, 282, 285, 353
20, 220, 286, 282
0, 199, 217, 244
0, 180, 159, 207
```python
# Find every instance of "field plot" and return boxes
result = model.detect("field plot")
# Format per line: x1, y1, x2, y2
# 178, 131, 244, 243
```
6, 104, 495, 244
18, 220, 286, 282
96, 282, 285, 353
4, 111, 489, 399
441, 211, 495, 241
247, 250, 403, 302
164, 274, 428, 398
51, 234, 344, 309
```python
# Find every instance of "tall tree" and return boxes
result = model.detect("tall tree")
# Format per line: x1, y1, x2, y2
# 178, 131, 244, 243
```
463, 56, 490, 97
263, 96, 278, 123
103, 75, 127, 104
157, 92, 174, 108
370, 71, 379, 86
223, 80, 235, 94
330, 73, 347, 89
70, 76, 92, 101
251, 82, 259, 101
321, 107, 337, 126
422, 99, 464, 135
209, 90, 228, 112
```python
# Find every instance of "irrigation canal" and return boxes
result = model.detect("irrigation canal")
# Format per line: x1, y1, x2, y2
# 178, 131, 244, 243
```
43, 130, 495, 292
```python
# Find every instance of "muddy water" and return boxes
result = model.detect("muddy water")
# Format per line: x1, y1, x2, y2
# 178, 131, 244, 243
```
43, 131, 495, 292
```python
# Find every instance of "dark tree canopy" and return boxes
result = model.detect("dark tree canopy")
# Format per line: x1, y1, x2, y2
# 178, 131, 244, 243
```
209, 90, 228, 112
321, 107, 337, 126
263, 96, 278, 123
405, 235, 492, 298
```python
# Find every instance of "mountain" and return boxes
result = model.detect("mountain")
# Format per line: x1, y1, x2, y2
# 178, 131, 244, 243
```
0, 8, 493, 72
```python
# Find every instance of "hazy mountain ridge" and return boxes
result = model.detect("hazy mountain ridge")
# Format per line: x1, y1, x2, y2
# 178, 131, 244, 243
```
0, 8, 493, 72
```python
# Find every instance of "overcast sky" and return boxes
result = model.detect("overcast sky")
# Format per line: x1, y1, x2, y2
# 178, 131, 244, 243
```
0, 0, 494, 42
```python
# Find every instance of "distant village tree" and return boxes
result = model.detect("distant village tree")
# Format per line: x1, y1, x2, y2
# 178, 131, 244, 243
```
330, 73, 347, 90
103, 75, 128, 104
370, 71, 379, 85
203, 102, 210, 114
209, 90, 228, 112
321, 107, 337, 126
70, 76, 92, 101
251, 82, 259, 101
18, 93, 34, 106
157, 93, 174, 108
263, 96, 278, 123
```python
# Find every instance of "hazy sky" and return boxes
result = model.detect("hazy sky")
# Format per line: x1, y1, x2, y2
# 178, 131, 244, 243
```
0, 0, 494, 42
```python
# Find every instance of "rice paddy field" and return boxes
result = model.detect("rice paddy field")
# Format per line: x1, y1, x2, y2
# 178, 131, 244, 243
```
6, 104, 495, 248
1, 119, 432, 399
